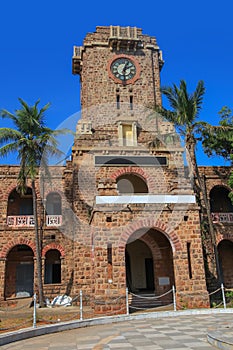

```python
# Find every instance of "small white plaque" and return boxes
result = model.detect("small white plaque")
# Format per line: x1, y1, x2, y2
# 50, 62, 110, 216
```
159, 277, 170, 286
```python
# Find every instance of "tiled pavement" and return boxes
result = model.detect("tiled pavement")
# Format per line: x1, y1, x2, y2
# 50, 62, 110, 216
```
1, 313, 233, 349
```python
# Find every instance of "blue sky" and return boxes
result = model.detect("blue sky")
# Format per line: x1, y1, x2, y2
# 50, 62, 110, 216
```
0, 0, 232, 165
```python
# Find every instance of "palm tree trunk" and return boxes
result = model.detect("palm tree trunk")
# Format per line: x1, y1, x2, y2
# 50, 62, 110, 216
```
187, 137, 221, 283
32, 180, 44, 307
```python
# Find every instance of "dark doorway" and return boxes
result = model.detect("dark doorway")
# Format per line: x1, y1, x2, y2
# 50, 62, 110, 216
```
145, 258, 154, 290
16, 264, 34, 296
218, 239, 233, 288
5, 245, 34, 298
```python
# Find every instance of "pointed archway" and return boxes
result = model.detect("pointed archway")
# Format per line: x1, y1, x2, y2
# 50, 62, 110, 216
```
5, 244, 34, 298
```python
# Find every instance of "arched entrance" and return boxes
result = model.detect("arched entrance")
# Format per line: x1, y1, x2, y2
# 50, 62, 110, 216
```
5, 245, 34, 298
125, 228, 175, 295
126, 240, 154, 292
218, 239, 233, 288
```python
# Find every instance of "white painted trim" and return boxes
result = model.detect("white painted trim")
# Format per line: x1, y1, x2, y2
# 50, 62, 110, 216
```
96, 194, 196, 205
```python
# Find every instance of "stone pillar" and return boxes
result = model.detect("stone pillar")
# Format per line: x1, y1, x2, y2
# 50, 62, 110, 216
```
93, 243, 127, 315
173, 249, 210, 309
0, 258, 6, 300
60, 256, 65, 284
132, 122, 137, 146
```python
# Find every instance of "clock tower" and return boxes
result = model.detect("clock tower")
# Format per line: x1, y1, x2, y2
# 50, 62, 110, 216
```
73, 26, 163, 111
71, 26, 209, 314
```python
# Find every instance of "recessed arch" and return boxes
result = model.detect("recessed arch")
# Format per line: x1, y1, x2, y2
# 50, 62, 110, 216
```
117, 173, 148, 194
44, 249, 61, 284
46, 192, 62, 215
5, 244, 34, 298
7, 187, 33, 216
125, 227, 175, 296
210, 185, 233, 212
118, 218, 181, 254
110, 167, 154, 191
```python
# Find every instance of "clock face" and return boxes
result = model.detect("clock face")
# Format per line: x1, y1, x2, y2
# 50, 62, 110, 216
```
110, 58, 136, 82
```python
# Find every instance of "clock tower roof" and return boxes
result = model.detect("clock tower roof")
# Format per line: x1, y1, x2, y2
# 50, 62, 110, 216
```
72, 25, 164, 75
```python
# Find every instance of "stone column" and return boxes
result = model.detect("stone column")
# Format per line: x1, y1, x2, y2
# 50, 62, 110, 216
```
0, 258, 6, 300
173, 247, 209, 309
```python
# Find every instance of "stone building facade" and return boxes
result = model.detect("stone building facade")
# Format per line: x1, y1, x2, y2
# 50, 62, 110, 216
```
0, 26, 232, 314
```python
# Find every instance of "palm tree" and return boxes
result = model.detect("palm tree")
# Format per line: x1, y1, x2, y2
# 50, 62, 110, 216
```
158, 80, 221, 283
0, 98, 63, 306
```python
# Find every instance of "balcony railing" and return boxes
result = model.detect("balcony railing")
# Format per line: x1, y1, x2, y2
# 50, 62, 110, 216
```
7, 215, 35, 227
46, 215, 62, 226
7, 215, 62, 227
212, 212, 233, 223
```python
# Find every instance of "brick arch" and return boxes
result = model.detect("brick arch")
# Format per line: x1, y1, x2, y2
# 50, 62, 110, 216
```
208, 184, 232, 203
42, 243, 65, 258
3, 185, 18, 201
110, 167, 153, 191
4, 185, 34, 202
118, 218, 182, 253
0, 238, 36, 259
210, 184, 232, 194
216, 234, 233, 246
209, 185, 233, 213
140, 234, 163, 259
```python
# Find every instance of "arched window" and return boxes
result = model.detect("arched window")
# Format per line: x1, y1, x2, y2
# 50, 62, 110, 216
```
46, 192, 62, 215
5, 244, 34, 298
7, 188, 34, 226
210, 186, 233, 212
117, 174, 148, 194
44, 249, 61, 284
7, 188, 33, 216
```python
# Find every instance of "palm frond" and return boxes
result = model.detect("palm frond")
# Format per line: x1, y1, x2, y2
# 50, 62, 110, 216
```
161, 79, 205, 127
18, 98, 33, 115
0, 142, 20, 157
0, 98, 70, 192
0, 128, 22, 146
0, 109, 19, 125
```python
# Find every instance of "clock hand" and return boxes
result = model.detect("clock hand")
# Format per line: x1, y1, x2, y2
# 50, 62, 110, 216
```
123, 61, 130, 72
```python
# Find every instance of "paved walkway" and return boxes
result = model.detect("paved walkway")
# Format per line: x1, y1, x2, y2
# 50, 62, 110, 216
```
1, 313, 233, 349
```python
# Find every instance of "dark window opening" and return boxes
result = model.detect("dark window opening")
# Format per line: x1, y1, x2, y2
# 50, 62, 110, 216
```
44, 249, 61, 284
210, 186, 233, 212
107, 243, 113, 280
7, 188, 33, 216
187, 242, 192, 279
116, 95, 120, 109
107, 243, 112, 265
117, 174, 148, 194
130, 96, 133, 110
